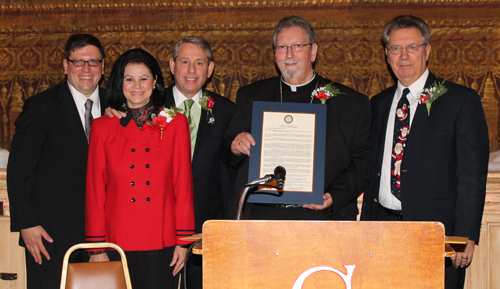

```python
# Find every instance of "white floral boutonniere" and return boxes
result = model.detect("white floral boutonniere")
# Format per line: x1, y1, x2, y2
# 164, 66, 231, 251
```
418, 80, 448, 116
147, 106, 180, 139
312, 82, 345, 104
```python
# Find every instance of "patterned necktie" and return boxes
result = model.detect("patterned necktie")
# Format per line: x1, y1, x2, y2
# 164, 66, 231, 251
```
183, 99, 197, 157
84, 99, 94, 143
391, 88, 410, 201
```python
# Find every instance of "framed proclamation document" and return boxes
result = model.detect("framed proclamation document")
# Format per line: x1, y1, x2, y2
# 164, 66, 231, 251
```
247, 101, 326, 205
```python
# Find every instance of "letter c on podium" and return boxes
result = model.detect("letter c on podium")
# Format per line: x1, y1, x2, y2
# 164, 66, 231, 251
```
292, 265, 356, 289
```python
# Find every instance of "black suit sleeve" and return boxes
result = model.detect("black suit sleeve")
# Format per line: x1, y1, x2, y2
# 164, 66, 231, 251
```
7, 97, 47, 231
326, 93, 371, 217
453, 89, 489, 242
221, 86, 251, 169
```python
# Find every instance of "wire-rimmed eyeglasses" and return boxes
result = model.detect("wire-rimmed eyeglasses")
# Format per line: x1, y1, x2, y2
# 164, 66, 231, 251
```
386, 44, 428, 55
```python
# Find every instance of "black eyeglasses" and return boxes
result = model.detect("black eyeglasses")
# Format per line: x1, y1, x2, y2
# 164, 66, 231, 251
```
66, 59, 103, 67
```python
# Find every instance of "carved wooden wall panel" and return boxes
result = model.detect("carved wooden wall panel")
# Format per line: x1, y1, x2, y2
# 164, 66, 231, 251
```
0, 0, 499, 150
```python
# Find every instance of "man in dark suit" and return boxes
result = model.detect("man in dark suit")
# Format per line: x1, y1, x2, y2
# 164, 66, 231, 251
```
222, 16, 371, 220
167, 36, 236, 289
360, 15, 489, 289
7, 34, 106, 289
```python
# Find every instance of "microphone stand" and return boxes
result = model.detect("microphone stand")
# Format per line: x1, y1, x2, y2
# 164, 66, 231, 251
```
235, 166, 286, 220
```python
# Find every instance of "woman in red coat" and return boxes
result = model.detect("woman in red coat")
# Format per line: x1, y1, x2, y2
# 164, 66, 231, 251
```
85, 48, 195, 289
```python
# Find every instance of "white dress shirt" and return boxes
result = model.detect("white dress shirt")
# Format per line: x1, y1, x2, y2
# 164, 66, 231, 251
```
68, 81, 101, 130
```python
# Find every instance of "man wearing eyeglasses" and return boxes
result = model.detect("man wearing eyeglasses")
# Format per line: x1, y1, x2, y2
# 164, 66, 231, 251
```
7, 34, 106, 289
361, 15, 489, 289
222, 15, 371, 221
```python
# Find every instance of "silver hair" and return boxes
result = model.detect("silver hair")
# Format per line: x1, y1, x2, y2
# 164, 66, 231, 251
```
172, 36, 212, 62
273, 16, 315, 47
382, 15, 431, 46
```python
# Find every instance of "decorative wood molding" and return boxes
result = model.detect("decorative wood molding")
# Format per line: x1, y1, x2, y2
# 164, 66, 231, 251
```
0, 1, 499, 151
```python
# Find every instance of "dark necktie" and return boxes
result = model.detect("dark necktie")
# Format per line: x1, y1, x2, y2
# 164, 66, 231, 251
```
85, 99, 94, 143
391, 88, 410, 201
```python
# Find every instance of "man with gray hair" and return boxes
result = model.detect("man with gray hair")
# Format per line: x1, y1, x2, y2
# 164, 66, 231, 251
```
361, 15, 489, 289
222, 15, 371, 220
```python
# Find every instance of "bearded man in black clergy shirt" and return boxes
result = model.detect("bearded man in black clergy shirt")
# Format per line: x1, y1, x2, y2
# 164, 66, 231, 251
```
222, 15, 371, 220
361, 15, 489, 289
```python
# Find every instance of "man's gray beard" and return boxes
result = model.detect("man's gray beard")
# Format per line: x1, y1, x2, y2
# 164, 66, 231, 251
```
280, 61, 302, 79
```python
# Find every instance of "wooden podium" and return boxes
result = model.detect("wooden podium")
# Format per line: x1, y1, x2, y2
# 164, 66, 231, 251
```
200, 220, 448, 289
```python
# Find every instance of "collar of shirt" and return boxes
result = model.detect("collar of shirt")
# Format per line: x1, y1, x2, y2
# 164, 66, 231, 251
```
281, 71, 316, 92
172, 86, 202, 109
68, 81, 101, 128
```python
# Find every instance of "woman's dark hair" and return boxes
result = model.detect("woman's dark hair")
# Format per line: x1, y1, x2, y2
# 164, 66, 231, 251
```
107, 49, 166, 111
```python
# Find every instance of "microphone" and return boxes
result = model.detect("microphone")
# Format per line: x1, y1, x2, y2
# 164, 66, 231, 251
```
273, 166, 286, 190
235, 166, 287, 220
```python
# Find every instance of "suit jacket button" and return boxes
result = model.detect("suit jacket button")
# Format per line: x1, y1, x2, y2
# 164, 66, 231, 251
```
377, 172, 381, 176
130, 165, 134, 169
131, 181, 135, 186
145, 164, 150, 168
145, 148, 150, 152
146, 197, 151, 202
131, 148, 136, 152
146, 181, 150, 185
131, 198, 136, 202
374, 198, 378, 203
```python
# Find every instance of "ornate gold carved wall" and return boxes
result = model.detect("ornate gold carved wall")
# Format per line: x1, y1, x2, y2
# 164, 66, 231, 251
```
1, 0, 499, 150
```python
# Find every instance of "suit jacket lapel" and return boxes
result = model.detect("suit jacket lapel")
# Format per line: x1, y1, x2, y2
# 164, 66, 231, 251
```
57, 83, 89, 146
164, 86, 176, 108
406, 73, 437, 148
98, 87, 107, 115
193, 89, 213, 159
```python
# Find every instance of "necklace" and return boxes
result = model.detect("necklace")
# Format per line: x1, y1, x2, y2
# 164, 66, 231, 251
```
280, 75, 319, 103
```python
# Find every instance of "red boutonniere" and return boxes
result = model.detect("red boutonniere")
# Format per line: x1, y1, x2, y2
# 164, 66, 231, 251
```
312, 82, 345, 104
200, 91, 215, 124
147, 107, 178, 139
200, 91, 214, 113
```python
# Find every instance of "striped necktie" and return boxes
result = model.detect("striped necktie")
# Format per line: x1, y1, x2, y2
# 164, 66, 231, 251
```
183, 99, 197, 158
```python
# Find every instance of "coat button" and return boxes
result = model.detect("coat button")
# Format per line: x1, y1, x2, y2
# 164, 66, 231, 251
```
145, 164, 150, 168
145, 148, 150, 152
131, 181, 135, 186
131, 198, 136, 202
130, 165, 134, 169
146, 197, 151, 202
146, 181, 150, 185
377, 172, 381, 177
131, 148, 136, 152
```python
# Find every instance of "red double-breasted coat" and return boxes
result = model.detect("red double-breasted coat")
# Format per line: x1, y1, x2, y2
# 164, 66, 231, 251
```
85, 112, 195, 251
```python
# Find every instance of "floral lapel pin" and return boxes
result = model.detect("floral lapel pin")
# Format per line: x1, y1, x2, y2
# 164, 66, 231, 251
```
200, 91, 215, 124
147, 106, 179, 139
418, 80, 448, 116
312, 82, 345, 104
